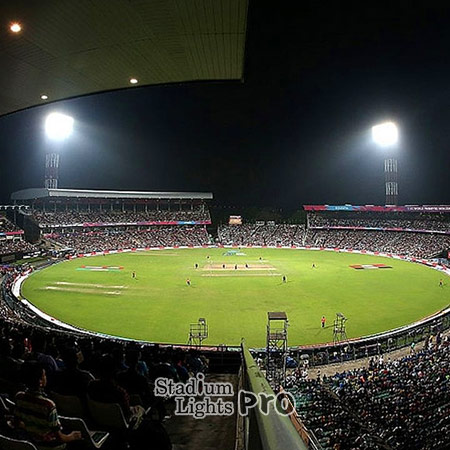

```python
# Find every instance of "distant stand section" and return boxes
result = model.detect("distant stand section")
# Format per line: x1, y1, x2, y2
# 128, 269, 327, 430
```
217, 205, 450, 259
11, 188, 213, 253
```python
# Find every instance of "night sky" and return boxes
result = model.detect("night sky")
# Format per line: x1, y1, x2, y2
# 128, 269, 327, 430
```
0, 2, 449, 208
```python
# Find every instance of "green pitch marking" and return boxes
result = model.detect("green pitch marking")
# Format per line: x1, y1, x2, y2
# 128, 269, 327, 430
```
21, 249, 449, 347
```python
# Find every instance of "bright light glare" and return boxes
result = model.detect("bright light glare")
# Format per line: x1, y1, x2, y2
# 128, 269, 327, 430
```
45, 113, 74, 140
372, 122, 398, 147
40, 94, 48, 100
10, 23, 21, 33
129, 78, 138, 84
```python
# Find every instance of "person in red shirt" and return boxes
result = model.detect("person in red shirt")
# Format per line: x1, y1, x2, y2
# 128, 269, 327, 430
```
321, 316, 326, 328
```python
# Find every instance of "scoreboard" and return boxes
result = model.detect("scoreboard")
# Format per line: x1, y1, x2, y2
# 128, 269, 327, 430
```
229, 215, 242, 225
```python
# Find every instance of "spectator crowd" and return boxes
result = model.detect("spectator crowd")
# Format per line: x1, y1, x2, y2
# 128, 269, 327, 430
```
33, 209, 211, 227
0, 215, 38, 256
3, 208, 450, 259
48, 226, 210, 253
218, 212, 450, 258
0, 215, 20, 233
0, 267, 208, 449
308, 212, 450, 233
306, 229, 450, 259
286, 334, 450, 449
218, 224, 306, 247
0, 239, 38, 256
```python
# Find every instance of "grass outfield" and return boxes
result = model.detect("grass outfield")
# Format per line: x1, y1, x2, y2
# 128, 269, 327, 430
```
21, 248, 449, 347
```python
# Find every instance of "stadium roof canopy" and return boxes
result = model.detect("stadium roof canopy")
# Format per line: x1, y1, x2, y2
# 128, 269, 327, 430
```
0, 0, 248, 117
11, 188, 213, 201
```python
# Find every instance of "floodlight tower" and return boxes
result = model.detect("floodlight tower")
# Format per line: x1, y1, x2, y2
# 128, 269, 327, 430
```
44, 113, 74, 189
372, 122, 399, 205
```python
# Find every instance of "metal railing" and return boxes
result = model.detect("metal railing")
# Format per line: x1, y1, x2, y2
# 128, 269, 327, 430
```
240, 341, 307, 450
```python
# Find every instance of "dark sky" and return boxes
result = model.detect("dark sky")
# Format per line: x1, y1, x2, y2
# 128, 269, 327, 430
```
1, 2, 449, 208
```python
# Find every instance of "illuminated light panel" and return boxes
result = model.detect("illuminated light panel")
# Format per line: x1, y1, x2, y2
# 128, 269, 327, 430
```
372, 122, 398, 147
45, 112, 74, 140
40, 94, 48, 100
129, 78, 138, 84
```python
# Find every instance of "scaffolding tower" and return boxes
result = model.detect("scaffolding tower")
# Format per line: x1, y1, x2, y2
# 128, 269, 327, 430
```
188, 318, 208, 347
333, 313, 348, 343
266, 312, 289, 389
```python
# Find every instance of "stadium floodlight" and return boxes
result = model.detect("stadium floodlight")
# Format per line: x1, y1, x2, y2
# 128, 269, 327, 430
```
372, 121, 400, 205
10, 23, 22, 33
371, 121, 398, 147
45, 112, 74, 141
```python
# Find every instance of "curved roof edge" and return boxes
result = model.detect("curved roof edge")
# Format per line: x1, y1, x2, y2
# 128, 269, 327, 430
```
0, 0, 249, 117
11, 188, 213, 201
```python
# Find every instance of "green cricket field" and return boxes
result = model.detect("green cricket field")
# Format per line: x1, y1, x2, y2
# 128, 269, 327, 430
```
21, 248, 449, 347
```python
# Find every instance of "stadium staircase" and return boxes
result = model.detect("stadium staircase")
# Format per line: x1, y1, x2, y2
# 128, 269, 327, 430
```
164, 373, 238, 450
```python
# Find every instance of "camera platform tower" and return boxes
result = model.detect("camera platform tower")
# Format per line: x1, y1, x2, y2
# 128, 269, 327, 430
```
266, 312, 289, 389
188, 318, 208, 347
333, 313, 348, 343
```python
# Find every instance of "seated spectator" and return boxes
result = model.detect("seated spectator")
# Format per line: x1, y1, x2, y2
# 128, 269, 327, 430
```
0, 337, 21, 381
14, 360, 82, 449
173, 353, 189, 383
88, 354, 145, 424
53, 346, 94, 397
88, 354, 171, 449
30, 334, 59, 387
149, 355, 179, 382
117, 350, 152, 406
186, 350, 208, 375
